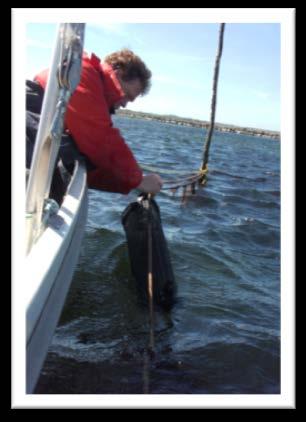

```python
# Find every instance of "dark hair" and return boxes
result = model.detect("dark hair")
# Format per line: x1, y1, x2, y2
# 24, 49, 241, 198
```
104, 48, 152, 95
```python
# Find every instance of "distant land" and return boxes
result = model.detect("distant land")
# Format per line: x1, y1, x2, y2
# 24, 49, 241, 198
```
117, 109, 280, 141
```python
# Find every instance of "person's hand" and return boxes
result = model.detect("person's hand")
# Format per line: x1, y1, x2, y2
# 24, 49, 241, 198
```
137, 174, 163, 194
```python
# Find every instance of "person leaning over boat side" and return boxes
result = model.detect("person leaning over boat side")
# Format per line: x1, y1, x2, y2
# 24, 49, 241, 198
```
32, 49, 163, 195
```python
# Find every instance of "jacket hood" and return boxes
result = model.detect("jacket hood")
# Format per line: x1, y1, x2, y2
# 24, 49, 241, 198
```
35, 52, 125, 110
84, 53, 125, 109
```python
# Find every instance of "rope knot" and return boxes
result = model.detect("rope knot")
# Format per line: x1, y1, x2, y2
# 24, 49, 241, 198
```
198, 165, 208, 185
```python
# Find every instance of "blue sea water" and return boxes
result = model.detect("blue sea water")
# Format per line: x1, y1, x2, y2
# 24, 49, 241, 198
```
35, 116, 280, 394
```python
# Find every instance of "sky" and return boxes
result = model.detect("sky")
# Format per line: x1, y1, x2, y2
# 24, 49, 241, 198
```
24, 20, 281, 131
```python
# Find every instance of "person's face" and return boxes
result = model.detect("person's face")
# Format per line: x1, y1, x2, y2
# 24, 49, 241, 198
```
114, 72, 143, 109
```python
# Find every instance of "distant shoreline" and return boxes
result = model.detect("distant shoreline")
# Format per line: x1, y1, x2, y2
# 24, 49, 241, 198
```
117, 109, 280, 140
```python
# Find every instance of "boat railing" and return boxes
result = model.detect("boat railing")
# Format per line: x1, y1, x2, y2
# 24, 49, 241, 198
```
25, 23, 85, 255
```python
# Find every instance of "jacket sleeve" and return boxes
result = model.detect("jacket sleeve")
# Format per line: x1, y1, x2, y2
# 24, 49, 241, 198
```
64, 61, 143, 194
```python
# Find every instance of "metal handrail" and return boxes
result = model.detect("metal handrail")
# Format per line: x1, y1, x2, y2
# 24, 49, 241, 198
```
25, 23, 85, 254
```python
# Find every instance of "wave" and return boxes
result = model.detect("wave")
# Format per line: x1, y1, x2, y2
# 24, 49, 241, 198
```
211, 169, 270, 183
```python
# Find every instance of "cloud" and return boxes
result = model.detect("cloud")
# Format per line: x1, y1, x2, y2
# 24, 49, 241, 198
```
88, 23, 127, 36
253, 90, 270, 100
26, 38, 52, 49
153, 73, 207, 92
147, 50, 209, 63
87, 23, 145, 46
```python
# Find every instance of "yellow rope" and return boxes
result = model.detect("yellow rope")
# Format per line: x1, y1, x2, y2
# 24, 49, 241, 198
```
160, 165, 208, 191
199, 165, 208, 177
198, 165, 208, 186
140, 162, 209, 196
140, 163, 193, 176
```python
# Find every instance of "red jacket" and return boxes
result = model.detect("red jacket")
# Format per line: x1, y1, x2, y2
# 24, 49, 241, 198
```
34, 53, 143, 194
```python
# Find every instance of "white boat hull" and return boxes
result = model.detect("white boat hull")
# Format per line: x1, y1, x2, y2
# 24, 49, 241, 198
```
26, 161, 88, 393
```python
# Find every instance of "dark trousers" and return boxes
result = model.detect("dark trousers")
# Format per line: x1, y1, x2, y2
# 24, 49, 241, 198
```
26, 80, 94, 205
